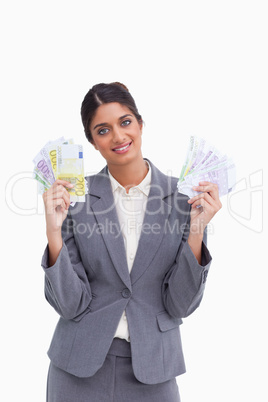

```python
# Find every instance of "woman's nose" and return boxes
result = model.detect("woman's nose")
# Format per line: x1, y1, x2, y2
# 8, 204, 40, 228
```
112, 126, 126, 143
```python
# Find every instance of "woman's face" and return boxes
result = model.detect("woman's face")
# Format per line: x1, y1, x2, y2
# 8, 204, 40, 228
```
90, 102, 143, 167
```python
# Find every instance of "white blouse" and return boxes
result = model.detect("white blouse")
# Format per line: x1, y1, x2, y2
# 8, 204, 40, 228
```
108, 161, 151, 341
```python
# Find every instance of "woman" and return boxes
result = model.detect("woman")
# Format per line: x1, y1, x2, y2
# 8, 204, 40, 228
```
42, 82, 222, 401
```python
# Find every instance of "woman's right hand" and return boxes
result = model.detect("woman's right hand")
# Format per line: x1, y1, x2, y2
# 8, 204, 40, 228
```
43, 179, 74, 235
43, 180, 74, 266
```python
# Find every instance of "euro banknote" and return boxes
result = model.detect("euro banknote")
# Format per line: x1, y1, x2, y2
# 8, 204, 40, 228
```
33, 137, 87, 204
177, 136, 236, 198
56, 144, 86, 202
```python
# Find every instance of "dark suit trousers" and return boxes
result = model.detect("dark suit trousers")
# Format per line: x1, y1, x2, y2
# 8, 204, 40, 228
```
47, 338, 181, 402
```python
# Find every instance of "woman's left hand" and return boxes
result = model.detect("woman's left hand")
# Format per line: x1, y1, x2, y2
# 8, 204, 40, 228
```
187, 181, 222, 235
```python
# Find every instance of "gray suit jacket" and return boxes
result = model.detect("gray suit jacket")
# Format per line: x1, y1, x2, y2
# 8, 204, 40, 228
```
42, 159, 212, 384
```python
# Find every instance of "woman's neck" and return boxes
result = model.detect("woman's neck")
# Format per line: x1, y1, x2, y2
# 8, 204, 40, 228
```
108, 156, 148, 193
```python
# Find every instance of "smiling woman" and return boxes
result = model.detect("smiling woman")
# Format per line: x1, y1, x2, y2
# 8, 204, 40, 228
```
81, 82, 143, 144
42, 82, 221, 402
89, 102, 146, 188
81, 83, 147, 189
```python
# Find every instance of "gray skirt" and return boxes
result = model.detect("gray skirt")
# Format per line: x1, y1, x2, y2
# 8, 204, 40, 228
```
47, 338, 181, 402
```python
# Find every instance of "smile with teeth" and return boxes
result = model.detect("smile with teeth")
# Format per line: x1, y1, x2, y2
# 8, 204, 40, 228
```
113, 142, 132, 152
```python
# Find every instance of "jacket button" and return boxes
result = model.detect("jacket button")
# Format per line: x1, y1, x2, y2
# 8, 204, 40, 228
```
122, 288, 131, 298
203, 269, 208, 283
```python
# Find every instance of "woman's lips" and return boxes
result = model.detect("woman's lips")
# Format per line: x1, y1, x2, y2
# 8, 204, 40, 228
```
112, 141, 132, 154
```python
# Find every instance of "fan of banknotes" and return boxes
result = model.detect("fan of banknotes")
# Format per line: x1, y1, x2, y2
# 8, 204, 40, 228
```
177, 136, 236, 198
33, 137, 87, 204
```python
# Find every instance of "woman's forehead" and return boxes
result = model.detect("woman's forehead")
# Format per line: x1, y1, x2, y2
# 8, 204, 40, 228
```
93, 102, 132, 122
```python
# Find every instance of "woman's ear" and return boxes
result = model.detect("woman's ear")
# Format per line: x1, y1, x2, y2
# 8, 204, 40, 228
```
139, 120, 143, 133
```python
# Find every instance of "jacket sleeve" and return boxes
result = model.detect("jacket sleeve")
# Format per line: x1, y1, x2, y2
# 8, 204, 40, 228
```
41, 213, 92, 321
162, 214, 212, 319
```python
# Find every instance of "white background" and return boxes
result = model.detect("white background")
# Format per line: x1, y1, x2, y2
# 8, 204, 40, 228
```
1, 1, 267, 401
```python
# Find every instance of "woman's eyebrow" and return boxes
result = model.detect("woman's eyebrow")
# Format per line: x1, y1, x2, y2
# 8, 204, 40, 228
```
93, 114, 133, 130
119, 113, 133, 120
93, 122, 108, 130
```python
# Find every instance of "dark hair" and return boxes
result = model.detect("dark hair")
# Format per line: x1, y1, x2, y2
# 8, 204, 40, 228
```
81, 82, 143, 143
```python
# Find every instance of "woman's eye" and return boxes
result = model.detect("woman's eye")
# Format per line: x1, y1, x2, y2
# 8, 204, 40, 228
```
98, 128, 109, 135
121, 119, 131, 127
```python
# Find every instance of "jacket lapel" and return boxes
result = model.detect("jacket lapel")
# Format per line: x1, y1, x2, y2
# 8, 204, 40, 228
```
87, 161, 176, 288
88, 168, 131, 290
130, 161, 175, 284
